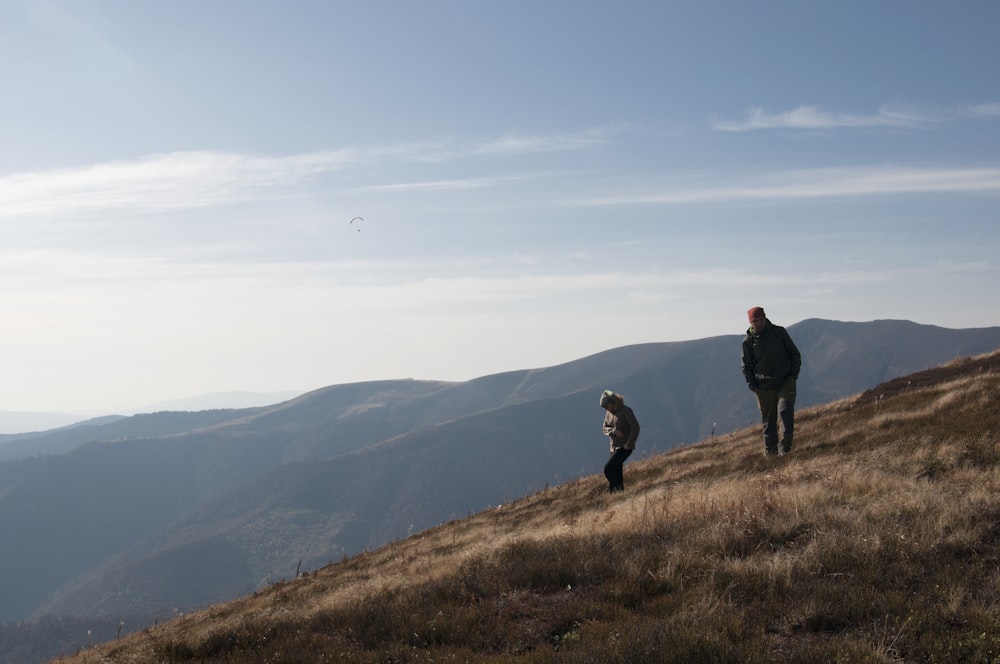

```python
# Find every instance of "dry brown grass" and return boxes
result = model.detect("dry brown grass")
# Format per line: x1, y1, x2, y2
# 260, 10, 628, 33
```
56, 350, 1000, 663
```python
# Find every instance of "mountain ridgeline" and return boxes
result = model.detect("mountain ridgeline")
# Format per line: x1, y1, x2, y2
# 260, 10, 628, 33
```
1, 318, 999, 661
48, 334, 1000, 662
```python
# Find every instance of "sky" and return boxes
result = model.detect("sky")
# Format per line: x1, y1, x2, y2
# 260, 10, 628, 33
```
1, 0, 999, 420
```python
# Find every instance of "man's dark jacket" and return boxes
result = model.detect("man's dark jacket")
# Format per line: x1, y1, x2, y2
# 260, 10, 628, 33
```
741, 320, 802, 390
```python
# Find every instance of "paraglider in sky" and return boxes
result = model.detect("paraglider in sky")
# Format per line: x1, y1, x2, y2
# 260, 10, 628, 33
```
349, 216, 363, 231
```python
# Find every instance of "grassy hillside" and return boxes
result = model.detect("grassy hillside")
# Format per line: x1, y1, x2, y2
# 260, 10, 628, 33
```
9, 320, 1000, 629
50, 349, 1000, 663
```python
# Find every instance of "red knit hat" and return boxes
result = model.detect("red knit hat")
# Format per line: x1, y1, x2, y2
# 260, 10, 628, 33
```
747, 306, 765, 322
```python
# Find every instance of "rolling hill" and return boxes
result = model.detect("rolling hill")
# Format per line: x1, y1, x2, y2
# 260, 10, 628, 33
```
45, 347, 1000, 662
1, 318, 999, 661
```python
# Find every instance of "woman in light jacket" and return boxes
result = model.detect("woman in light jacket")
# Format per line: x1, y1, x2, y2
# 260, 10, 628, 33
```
599, 389, 640, 493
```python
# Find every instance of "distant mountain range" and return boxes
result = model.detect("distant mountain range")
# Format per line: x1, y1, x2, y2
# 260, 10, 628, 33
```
0, 390, 304, 436
44, 346, 1000, 664
1, 318, 998, 632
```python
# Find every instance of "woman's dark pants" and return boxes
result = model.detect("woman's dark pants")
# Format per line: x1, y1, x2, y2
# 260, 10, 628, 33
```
604, 448, 633, 492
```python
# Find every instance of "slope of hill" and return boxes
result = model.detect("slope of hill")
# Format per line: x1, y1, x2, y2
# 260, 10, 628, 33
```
49, 349, 1000, 663
28, 319, 1000, 626
2, 319, 1000, 659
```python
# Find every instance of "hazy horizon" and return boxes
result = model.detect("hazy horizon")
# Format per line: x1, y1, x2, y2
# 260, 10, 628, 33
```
0, 389, 305, 434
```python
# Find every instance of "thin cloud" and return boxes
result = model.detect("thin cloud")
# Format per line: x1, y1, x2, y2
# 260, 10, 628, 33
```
710, 104, 943, 132
967, 102, 1000, 117
471, 127, 617, 156
362, 177, 498, 193
572, 165, 1000, 206
0, 129, 612, 218
360, 170, 570, 193
0, 150, 354, 217
389, 128, 617, 162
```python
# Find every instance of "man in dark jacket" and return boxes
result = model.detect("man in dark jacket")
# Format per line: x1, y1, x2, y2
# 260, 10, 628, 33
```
600, 389, 640, 492
741, 307, 802, 456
